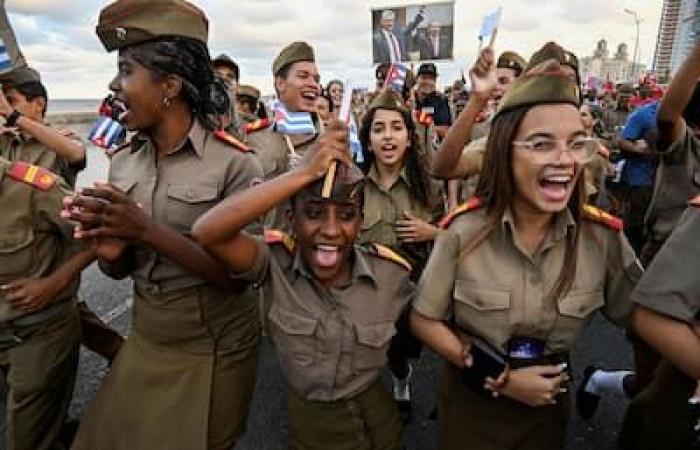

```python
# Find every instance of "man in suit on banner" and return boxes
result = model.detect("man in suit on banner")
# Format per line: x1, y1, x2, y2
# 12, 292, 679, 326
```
373, 9, 424, 64
417, 22, 452, 60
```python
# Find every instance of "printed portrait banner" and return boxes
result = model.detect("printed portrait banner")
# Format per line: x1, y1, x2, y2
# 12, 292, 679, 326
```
0, 0, 27, 76
371, 2, 455, 65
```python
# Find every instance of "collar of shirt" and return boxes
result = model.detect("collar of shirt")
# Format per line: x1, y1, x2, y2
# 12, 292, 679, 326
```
290, 246, 378, 286
500, 207, 576, 258
130, 119, 207, 159
367, 163, 411, 191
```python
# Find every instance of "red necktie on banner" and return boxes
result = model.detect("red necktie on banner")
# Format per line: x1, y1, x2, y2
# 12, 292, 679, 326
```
388, 32, 401, 63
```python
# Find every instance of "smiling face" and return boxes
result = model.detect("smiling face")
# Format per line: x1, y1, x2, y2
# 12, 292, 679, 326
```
511, 104, 586, 215
109, 49, 170, 131
328, 82, 344, 108
291, 191, 363, 286
369, 108, 409, 169
275, 61, 321, 113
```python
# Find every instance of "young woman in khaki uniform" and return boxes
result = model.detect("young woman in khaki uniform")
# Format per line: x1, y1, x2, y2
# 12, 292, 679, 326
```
63, 2, 263, 449
193, 121, 411, 450
410, 49, 642, 450
357, 90, 443, 417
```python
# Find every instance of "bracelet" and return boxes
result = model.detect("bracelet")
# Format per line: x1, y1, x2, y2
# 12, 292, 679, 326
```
5, 110, 22, 127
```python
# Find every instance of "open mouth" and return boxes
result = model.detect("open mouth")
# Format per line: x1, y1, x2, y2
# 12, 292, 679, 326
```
538, 173, 574, 203
311, 244, 342, 268
301, 91, 318, 102
112, 98, 131, 122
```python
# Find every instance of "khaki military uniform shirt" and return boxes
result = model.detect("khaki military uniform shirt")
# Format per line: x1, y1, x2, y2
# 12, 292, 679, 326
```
646, 127, 700, 243
245, 124, 319, 230
0, 159, 83, 321
108, 120, 263, 294
0, 129, 85, 188
632, 205, 700, 323
239, 237, 413, 401
414, 207, 640, 354
459, 136, 487, 202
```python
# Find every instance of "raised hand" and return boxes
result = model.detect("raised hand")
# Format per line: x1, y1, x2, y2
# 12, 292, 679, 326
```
296, 119, 353, 180
468, 47, 498, 102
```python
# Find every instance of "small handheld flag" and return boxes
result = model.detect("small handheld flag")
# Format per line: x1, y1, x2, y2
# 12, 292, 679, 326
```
270, 100, 316, 135
385, 63, 408, 93
478, 7, 502, 49
89, 96, 127, 150
322, 82, 355, 199
0, 3, 26, 75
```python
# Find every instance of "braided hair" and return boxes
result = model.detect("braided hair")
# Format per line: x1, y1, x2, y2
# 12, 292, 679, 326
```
126, 37, 229, 131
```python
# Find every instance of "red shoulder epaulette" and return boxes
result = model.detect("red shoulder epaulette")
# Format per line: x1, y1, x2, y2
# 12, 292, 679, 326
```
7, 161, 56, 191
264, 230, 295, 253
214, 130, 252, 153
244, 118, 272, 134
369, 244, 412, 272
439, 197, 483, 229
582, 204, 623, 232
689, 195, 700, 207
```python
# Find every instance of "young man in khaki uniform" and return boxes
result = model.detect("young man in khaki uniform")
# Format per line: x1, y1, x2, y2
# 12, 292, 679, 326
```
0, 156, 92, 450
245, 41, 322, 230
0, 66, 124, 362
623, 199, 700, 450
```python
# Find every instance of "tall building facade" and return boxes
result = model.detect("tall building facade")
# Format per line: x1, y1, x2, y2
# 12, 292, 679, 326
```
654, 0, 699, 81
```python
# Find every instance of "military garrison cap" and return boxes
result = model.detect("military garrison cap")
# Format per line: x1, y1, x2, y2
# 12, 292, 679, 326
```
497, 51, 526, 76
96, 0, 209, 52
527, 42, 579, 73
0, 66, 41, 86
273, 42, 315, 76
237, 85, 260, 100
369, 89, 408, 113
494, 62, 581, 120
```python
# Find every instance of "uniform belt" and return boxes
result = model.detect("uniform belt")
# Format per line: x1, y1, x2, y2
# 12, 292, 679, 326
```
0, 301, 72, 329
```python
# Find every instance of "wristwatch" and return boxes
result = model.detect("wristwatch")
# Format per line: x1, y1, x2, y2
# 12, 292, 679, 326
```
5, 110, 22, 127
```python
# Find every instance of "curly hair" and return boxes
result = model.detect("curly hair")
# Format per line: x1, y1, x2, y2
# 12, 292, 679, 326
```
125, 37, 229, 131
359, 106, 438, 212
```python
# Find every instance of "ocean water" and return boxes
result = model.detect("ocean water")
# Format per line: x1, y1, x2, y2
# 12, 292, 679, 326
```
48, 99, 101, 114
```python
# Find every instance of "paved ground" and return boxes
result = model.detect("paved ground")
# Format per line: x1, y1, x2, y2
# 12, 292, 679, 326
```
0, 140, 636, 449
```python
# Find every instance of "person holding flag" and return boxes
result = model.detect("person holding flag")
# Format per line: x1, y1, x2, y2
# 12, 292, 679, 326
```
246, 41, 322, 231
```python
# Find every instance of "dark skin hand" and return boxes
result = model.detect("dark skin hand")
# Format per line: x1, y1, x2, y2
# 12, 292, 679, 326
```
63, 182, 242, 292
2, 249, 95, 313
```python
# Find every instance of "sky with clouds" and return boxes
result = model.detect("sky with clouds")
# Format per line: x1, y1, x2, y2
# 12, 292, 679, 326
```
7, 0, 663, 99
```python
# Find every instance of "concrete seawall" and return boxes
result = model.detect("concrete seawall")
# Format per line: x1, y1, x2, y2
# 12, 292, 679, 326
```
47, 112, 97, 124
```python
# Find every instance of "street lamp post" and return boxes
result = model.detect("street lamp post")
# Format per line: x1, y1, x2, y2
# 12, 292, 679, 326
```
624, 8, 643, 82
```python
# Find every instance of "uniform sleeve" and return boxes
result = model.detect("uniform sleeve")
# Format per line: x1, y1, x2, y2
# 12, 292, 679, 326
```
413, 228, 460, 320
223, 152, 265, 236
631, 207, 700, 323
601, 228, 643, 327
228, 233, 271, 286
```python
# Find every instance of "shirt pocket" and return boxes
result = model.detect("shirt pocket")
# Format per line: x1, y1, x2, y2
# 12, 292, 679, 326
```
268, 306, 319, 367
353, 320, 396, 372
553, 288, 605, 348
166, 182, 219, 233
453, 280, 511, 345
0, 227, 35, 279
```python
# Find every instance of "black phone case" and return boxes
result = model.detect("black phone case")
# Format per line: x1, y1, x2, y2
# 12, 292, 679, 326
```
461, 339, 507, 397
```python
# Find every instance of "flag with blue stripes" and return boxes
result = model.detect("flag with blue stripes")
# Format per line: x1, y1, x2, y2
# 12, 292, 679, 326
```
89, 116, 126, 150
348, 116, 364, 164
386, 63, 408, 93
270, 100, 316, 135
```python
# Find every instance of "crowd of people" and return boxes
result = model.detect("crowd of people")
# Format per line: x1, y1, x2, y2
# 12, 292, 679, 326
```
0, 1, 699, 450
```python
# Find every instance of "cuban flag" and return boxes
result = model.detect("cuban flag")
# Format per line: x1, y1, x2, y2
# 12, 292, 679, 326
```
386, 63, 408, 93
479, 7, 502, 40
89, 116, 126, 150
0, 38, 11, 72
270, 99, 316, 135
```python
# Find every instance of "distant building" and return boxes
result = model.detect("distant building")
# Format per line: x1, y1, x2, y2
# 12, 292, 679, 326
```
653, 0, 698, 81
580, 39, 646, 84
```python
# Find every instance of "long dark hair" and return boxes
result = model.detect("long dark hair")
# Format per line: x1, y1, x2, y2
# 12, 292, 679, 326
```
467, 104, 587, 302
125, 37, 229, 131
359, 106, 438, 212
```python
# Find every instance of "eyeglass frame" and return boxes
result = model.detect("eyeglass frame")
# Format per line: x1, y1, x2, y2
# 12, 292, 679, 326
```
511, 136, 599, 163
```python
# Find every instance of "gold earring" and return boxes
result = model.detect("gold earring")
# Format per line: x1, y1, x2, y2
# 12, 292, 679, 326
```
163, 97, 172, 108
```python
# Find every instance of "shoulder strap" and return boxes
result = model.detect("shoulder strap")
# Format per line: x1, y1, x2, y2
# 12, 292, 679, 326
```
582, 204, 623, 232
244, 117, 272, 134
214, 130, 253, 153
264, 230, 295, 253
439, 197, 484, 229
368, 243, 412, 272
7, 161, 57, 191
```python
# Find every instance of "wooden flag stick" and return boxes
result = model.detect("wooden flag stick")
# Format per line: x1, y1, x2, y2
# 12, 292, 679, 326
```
477, 35, 484, 52
488, 28, 498, 48
321, 82, 353, 198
